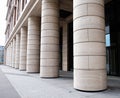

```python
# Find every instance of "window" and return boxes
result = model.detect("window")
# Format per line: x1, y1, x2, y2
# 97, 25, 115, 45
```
106, 26, 110, 47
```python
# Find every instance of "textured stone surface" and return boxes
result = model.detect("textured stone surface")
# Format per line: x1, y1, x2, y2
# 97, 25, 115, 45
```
5, 48, 8, 65
19, 27, 27, 71
74, 0, 104, 7
6, 45, 11, 66
73, 0, 107, 91
10, 42, 13, 67
74, 69, 107, 91
40, 0, 59, 78
26, 17, 40, 73
15, 34, 20, 69
12, 38, 16, 68
62, 22, 68, 71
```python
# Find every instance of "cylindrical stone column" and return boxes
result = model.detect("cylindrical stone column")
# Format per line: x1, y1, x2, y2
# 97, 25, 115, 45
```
62, 21, 68, 71
40, 0, 59, 78
9, 45, 11, 66
12, 38, 16, 68
14, 39, 16, 68
73, 0, 107, 91
10, 42, 13, 66
4, 48, 6, 65
19, 27, 27, 71
26, 17, 40, 73
9, 44, 11, 66
15, 34, 20, 69
8, 45, 10, 66
6, 47, 8, 65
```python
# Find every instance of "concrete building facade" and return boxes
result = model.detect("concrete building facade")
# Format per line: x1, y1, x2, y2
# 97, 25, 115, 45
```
5, 0, 120, 91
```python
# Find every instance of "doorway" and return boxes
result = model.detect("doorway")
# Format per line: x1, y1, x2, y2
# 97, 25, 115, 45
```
67, 22, 73, 71
105, 0, 120, 76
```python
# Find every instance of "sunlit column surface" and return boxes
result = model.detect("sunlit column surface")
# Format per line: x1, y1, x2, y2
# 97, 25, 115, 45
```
15, 34, 20, 69
26, 17, 40, 73
40, 0, 60, 78
73, 0, 107, 91
19, 27, 27, 71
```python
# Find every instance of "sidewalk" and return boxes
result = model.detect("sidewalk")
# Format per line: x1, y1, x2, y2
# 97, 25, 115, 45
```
0, 65, 120, 98
0, 66, 21, 98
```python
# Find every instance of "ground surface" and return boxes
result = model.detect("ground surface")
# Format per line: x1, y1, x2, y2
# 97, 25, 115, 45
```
0, 65, 120, 98
0, 66, 21, 98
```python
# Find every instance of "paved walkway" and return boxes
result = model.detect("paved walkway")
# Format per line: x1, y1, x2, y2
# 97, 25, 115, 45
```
0, 65, 120, 98
0, 66, 21, 98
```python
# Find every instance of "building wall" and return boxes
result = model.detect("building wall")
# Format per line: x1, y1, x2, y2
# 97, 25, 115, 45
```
0, 46, 4, 64
5, 0, 29, 42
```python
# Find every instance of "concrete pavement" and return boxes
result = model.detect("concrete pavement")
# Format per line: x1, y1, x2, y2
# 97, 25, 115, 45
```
0, 66, 21, 98
0, 65, 120, 98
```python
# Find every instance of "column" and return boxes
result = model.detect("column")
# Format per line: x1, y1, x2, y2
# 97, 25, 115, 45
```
4, 48, 6, 65
26, 17, 40, 73
12, 38, 16, 68
6, 48, 8, 65
7, 46, 10, 66
40, 0, 59, 78
15, 34, 20, 69
7, 47, 9, 65
19, 27, 27, 71
12, 40, 14, 67
10, 42, 13, 66
73, 0, 107, 91
7, 45, 10, 66
9, 42, 11, 66
62, 22, 68, 71
21, 0, 23, 12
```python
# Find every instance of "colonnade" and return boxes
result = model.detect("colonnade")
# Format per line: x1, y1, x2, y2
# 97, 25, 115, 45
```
5, 0, 107, 91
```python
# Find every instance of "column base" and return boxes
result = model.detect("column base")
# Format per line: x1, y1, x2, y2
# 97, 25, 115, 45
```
74, 69, 107, 91
40, 67, 59, 78
75, 88, 107, 92
26, 66, 39, 73
19, 69, 26, 71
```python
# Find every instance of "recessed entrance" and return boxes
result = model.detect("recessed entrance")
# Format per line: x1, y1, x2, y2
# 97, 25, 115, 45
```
67, 22, 73, 71
105, 0, 120, 76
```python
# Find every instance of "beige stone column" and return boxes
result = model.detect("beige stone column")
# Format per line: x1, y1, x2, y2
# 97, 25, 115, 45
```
9, 45, 11, 66
73, 0, 107, 91
4, 48, 6, 65
8, 45, 10, 66
62, 22, 68, 71
12, 40, 14, 67
26, 17, 40, 73
7, 47, 9, 65
14, 39, 16, 68
12, 38, 16, 68
40, 0, 59, 78
19, 27, 27, 71
6, 47, 8, 65
15, 34, 20, 69
10, 42, 13, 66
7, 46, 9, 65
